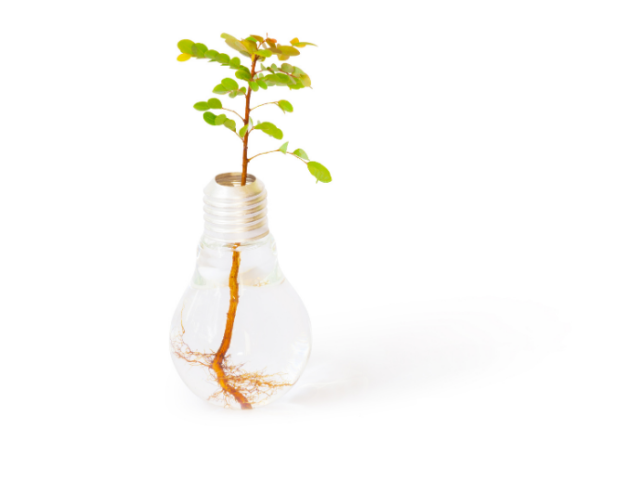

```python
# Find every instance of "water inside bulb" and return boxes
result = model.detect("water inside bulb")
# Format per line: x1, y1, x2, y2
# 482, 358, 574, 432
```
169, 174, 312, 409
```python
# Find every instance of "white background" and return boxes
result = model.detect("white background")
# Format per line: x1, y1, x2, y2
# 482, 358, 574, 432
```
1, 0, 639, 478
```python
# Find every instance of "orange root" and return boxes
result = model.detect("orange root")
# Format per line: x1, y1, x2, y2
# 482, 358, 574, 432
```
171, 247, 290, 408
171, 326, 291, 408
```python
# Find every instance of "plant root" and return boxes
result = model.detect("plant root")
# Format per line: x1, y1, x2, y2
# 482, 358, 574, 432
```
171, 247, 290, 408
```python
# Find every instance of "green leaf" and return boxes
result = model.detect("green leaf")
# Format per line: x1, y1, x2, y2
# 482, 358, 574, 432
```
257, 49, 272, 58
191, 43, 208, 58
220, 33, 248, 53
279, 141, 289, 154
229, 57, 241, 68
278, 45, 300, 56
277, 100, 293, 112
290, 77, 304, 90
214, 114, 227, 126
249, 81, 259, 92
213, 84, 229, 95
246, 36, 258, 42
207, 98, 222, 109
224, 119, 236, 131
239, 87, 247, 95
276, 73, 291, 84
205, 49, 219, 60
251, 34, 265, 42
177, 39, 194, 54
265, 74, 287, 86
235, 70, 251, 81
203, 112, 217, 125
293, 42, 317, 48
241, 39, 258, 53
254, 122, 274, 131
293, 148, 309, 160
254, 122, 283, 140
238, 124, 248, 138
280, 63, 294, 73
193, 102, 209, 111
299, 74, 311, 87
225, 37, 248, 54
257, 79, 268, 90
307, 161, 332, 183
217, 53, 230, 64
221, 78, 239, 91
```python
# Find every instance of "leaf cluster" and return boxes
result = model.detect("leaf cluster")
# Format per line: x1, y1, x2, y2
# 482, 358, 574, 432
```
254, 122, 283, 140
177, 36, 313, 91
176, 33, 331, 184
221, 33, 316, 62
258, 62, 311, 89
213, 78, 246, 98
280, 145, 331, 183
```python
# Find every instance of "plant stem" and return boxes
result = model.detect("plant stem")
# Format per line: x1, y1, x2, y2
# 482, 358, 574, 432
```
250, 101, 279, 112
221, 108, 244, 121
241, 55, 259, 186
248, 150, 309, 164
248, 149, 280, 161
211, 247, 252, 409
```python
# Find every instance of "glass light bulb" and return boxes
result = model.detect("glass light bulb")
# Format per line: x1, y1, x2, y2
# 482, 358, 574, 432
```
169, 173, 311, 409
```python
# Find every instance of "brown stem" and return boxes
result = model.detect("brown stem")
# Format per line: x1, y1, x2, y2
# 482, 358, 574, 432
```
241, 55, 259, 186
211, 247, 252, 409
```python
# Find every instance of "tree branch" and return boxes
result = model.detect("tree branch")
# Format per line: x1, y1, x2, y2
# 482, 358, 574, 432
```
221, 108, 244, 121
248, 149, 280, 162
250, 101, 279, 112
247, 150, 309, 164
241, 54, 259, 185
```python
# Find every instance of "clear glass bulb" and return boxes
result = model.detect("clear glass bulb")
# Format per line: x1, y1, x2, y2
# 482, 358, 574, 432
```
169, 173, 311, 409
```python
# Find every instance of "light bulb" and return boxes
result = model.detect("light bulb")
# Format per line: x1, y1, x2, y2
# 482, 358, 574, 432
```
170, 173, 312, 409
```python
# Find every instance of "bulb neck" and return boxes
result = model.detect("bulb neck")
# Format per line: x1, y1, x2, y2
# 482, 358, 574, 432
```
202, 172, 269, 245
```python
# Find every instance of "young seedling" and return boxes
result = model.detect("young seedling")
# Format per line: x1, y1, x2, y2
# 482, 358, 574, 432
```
177, 33, 331, 186
173, 33, 330, 409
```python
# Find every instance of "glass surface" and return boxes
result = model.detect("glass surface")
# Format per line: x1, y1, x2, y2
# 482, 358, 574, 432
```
170, 233, 312, 409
